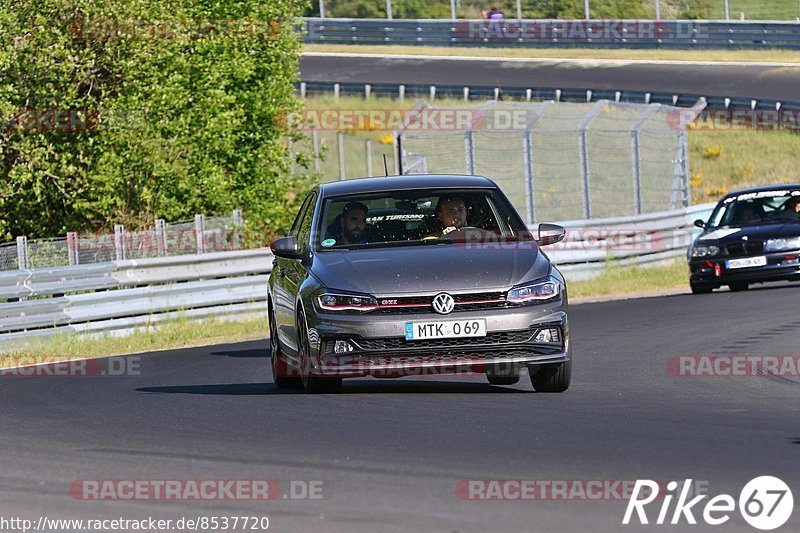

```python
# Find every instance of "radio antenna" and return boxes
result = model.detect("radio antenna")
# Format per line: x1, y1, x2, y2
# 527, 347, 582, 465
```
383, 154, 389, 177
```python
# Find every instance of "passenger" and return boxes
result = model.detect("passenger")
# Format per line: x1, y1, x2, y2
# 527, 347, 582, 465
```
782, 196, 800, 218
338, 201, 369, 244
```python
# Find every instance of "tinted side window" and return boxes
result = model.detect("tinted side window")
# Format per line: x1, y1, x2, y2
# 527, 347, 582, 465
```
296, 193, 318, 251
290, 194, 315, 237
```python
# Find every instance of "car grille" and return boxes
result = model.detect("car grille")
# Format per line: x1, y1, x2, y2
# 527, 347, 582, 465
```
726, 241, 765, 256
354, 330, 534, 351
376, 291, 509, 314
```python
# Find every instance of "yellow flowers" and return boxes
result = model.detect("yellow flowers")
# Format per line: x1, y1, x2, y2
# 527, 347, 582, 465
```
379, 133, 394, 145
702, 145, 723, 159
690, 172, 703, 188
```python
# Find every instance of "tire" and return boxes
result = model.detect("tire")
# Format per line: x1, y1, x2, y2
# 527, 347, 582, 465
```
485, 363, 521, 385
729, 282, 749, 292
690, 282, 713, 294
297, 310, 342, 394
270, 302, 302, 388
530, 358, 571, 393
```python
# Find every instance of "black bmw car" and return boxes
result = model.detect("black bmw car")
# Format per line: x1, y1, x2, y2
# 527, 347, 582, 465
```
688, 184, 800, 294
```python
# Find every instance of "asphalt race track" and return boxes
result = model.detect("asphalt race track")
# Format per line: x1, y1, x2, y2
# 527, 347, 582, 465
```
1, 284, 799, 532
300, 54, 800, 102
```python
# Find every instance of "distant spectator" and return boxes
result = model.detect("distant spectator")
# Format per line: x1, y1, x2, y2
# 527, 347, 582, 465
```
486, 6, 504, 19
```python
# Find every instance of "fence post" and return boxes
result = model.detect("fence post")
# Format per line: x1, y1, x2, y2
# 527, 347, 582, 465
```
386, 0, 392, 20
429, 85, 436, 101
364, 84, 371, 100
521, 101, 553, 226
232, 209, 243, 250
655, 0, 660, 19
333, 83, 340, 100
194, 214, 206, 254
67, 232, 79, 266
577, 100, 607, 219
155, 219, 167, 256
319, 0, 325, 18
464, 129, 475, 175
337, 131, 346, 180
724, 0, 730, 20
300, 82, 307, 99
451, 0, 456, 19
399, 84, 405, 100
113, 224, 126, 261
366, 139, 373, 176
630, 104, 660, 216
679, 130, 691, 208
312, 128, 320, 172
584, 0, 590, 19
16, 236, 29, 270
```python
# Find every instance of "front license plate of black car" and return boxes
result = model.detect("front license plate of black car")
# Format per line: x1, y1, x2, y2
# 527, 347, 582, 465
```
726, 256, 767, 269
404, 319, 487, 340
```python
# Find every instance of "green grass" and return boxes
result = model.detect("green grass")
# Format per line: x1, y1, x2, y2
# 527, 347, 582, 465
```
0, 316, 267, 367
711, 0, 800, 20
568, 261, 688, 299
305, 44, 800, 64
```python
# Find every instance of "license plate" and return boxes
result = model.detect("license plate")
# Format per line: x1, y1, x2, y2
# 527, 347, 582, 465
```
404, 319, 487, 340
726, 256, 767, 269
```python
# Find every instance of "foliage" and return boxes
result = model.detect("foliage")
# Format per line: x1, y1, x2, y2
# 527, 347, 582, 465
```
0, 0, 310, 243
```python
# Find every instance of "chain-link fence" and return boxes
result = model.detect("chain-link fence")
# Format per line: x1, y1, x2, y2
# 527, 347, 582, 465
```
396, 100, 704, 223
313, 0, 800, 20
1, 211, 245, 272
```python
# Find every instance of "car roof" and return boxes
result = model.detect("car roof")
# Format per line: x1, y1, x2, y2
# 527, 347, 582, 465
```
721, 183, 800, 201
318, 174, 497, 197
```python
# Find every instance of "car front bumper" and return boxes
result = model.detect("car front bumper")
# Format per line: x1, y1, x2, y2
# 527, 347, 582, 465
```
689, 251, 800, 286
301, 305, 569, 378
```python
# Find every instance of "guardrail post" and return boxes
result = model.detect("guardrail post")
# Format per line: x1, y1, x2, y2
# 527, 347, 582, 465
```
399, 85, 405, 100
333, 83, 340, 100
365, 84, 371, 100
300, 82, 307, 99
113, 224, 126, 261
232, 210, 243, 250
67, 232, 79, 266
429, 85, 436, 101
338, 131, 346, 180
577, 100, 607, 219
463, 87, 469, 102
194, 214, 206, 254
366, 139, 373, 176
155, 219, 167, 256
16, 236, 29, 270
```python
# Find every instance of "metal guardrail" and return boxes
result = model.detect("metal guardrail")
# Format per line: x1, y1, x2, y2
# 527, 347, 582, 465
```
0, 249, 272, 350
0, 203, 717, 350
298, 81, 800, 115
304, 18, 800, 49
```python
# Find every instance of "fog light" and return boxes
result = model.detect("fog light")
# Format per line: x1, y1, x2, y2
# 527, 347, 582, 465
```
534, 328, 560, 344
334, 340, 354, 354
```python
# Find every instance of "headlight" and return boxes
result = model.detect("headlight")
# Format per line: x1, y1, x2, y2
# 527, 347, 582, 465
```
764, 237, 800, 252
317, 292, 377, 312
507, 277, 561, 304
690, 244, 720, 258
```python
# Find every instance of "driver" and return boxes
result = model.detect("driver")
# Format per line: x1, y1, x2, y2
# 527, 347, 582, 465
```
338, 201, 369, 244
436, 195, 468, 235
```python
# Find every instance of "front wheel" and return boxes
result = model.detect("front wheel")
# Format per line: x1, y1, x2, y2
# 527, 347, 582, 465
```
270, 303, 301, 388
297, 310, 342, 394
530, 359, 571, 393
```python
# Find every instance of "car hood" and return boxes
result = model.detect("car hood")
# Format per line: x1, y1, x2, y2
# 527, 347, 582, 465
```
310, 244, 551, 295
696, 221, 800, 245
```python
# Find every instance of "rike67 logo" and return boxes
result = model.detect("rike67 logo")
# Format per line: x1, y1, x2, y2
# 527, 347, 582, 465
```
623, 476, 794, 530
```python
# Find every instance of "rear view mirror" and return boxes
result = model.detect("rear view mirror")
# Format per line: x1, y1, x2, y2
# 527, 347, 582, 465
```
537, 223, 566, 246
270, 236, 304, 259
694, 219, 707, 229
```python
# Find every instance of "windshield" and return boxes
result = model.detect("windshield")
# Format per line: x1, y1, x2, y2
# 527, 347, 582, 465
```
315, 188, 532, 250
706, 189, 800, 228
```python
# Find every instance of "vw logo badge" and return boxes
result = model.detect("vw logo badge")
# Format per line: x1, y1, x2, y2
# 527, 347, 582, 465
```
432, 293, 455, 315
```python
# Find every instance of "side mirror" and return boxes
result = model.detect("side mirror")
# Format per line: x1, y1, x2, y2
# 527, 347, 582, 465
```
694, 219, 707, 229
270, 236, 304, 259
537, 223, 566, 246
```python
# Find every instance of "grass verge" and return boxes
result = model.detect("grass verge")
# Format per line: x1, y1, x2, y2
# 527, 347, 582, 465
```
0, 316, 267, 367
567, 261, 688, 299
305, 44, 800, 64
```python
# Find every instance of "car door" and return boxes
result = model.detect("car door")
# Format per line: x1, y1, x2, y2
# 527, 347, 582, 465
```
273, 192, 316, 355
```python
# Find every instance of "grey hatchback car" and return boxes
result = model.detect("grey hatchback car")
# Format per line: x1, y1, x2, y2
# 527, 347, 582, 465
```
267, 175, 571, 393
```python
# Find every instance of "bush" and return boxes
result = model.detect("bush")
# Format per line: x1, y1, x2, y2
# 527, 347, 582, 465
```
0, 0, 310, 244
